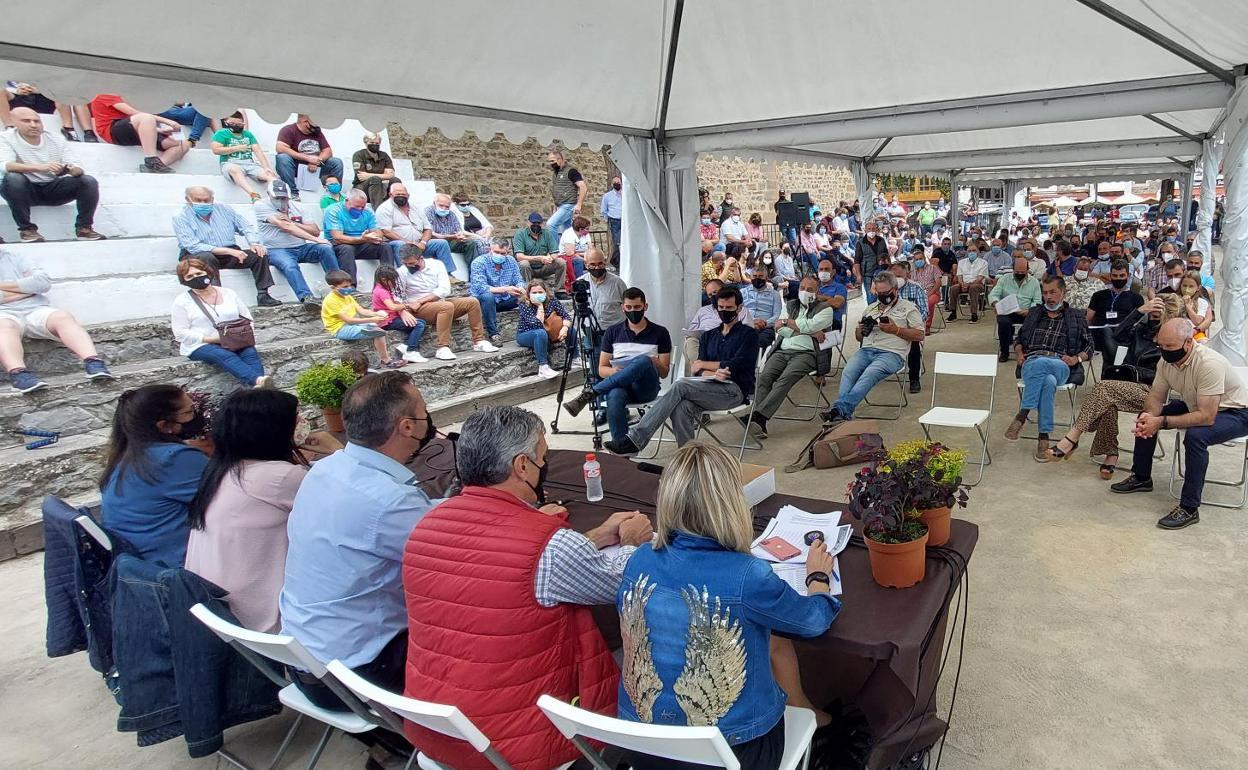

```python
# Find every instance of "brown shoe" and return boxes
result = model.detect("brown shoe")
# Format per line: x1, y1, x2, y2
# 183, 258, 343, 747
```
18, 227, 44, 243
75, 226, 106, 240
1034, 438, 1050, 462
1004, 416, 1024, 441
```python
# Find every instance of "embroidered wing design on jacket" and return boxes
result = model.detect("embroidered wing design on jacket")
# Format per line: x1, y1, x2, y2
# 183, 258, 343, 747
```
673, 585, 747, 726
619, 574, 663, 722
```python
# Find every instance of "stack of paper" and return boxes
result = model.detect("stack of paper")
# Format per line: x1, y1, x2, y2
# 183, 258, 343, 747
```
751, 506, 849, 596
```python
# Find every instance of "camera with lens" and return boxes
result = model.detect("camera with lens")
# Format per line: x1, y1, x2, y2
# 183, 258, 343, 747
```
859, 315, 877, 335
571, 278, 592, 311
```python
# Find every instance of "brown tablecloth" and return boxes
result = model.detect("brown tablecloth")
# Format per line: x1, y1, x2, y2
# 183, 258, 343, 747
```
409, 446, 977, 769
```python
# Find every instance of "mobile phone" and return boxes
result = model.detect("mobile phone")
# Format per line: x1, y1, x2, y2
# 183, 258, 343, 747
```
759, 536, 801, 561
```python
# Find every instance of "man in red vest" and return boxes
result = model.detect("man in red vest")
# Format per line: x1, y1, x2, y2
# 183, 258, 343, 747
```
403, 406, 652, 770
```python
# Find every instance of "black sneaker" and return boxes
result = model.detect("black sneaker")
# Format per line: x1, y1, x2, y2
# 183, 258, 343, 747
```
969, 312, 979, 323
83, 131, 99, 143
945, 311, 957, 322
61, 127, 79, 142
819, 408, 846, 426
563, 391, 592, 417
998, 351, 1011, 363
604, 437, 640, 455
140, 158, 174, 174
301, 295, 322, 308
1110, 474, 1153, 494
1157, 505, 1199, 530
257, 291, 282, 307
909, 381, 921, 394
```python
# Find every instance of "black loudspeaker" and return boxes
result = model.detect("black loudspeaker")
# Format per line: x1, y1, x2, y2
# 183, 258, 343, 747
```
777, 201, 810, 230
791, 192, 811, 207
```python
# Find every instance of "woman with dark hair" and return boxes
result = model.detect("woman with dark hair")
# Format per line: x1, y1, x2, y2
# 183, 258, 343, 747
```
99, 384, 210, 566
184, 389, 308, 632
171, 258, 269, 388
372, 264, 428, 364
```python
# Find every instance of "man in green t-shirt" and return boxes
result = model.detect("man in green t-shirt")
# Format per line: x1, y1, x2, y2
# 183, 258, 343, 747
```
917, 200, 937, 235
211, 110, 276, 202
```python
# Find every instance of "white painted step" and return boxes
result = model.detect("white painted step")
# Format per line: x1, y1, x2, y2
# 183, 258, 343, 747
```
0, 201, 257, 242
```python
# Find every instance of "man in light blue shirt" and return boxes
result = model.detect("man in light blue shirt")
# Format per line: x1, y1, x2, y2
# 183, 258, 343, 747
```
280, 371, 440, 710
599, 175, 622, 265
323, 187, 397, 283
741, 274, 782, 349
469, 237, 525, 341
171, 185, 280, 306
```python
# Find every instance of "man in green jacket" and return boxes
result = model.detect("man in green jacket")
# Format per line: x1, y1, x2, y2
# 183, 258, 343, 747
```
989, 255, 1042, 362
513, 211, 567, 293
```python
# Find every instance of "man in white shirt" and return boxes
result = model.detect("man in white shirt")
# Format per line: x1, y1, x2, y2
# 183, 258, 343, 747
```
0, 107, 105, 241
375, 184, 456, 274
946, 244, 990, 323
558, 216, 593, 293
397, 245, 496, 360
718, 206, 752, 251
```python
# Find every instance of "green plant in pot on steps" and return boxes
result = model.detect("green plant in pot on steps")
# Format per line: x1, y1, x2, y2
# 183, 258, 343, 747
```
884, 440, 970, 547
294, 361, 359, 433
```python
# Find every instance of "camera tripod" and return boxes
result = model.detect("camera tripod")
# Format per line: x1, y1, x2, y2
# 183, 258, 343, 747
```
550, 287, 605, 451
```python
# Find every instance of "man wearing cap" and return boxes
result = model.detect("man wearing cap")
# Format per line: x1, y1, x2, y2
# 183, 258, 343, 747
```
513, 211, 567, 292
253, 179, 337, 307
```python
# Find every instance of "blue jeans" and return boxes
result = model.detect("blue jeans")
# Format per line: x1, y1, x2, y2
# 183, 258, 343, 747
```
1019, 355, 1070, 434
158, 104, 212, 142
783, 226, 798, 248
384, 317, 427, 350
1130, 401, 1248, 510
420, 238, 456, 275
516, 328, 552, 365
334, 324, 385, 341
834, 347, 904, 417
548, 203, 575, 236
592, 355, 661, 442
473, 291, 519, 337
266, 242, 338, 299
607, 216, 622, 264
189, 344, 264, 387
275, 154, 344, 193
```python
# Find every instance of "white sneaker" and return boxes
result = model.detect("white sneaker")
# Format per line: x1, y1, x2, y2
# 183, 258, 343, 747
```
435, 346, 457, 361
394, 343, 408, 357
537, 364, 559, 379
403, 350, 428, 363
473, 340, 500, 353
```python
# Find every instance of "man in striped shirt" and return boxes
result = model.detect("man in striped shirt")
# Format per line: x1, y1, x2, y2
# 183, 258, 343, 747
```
172, 186, 281, 306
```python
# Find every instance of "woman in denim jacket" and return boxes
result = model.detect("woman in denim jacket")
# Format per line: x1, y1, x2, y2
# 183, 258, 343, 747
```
616, 443, 840, 770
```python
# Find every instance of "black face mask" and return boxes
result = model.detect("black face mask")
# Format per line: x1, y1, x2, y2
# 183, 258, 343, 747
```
405, 262, 422, 273
177, 412, 207, 439
529, 224, 543, 234
751, 278, 767, 289
612, 182, 622, 191
226, 123, 244, 134
587, 267, 607, 279
181, 275, 212, 290
550, 162, 561, 172
718, 309, 737, 325
393, 195, 409, 207
366, 143, 381, 153
1014, 272, 1029, 282
1160, 345, 1188, 364
1111, 278, 1128, 289
525, 456, 549, 504
624, 309, 645, 324
406, 414, 437, 460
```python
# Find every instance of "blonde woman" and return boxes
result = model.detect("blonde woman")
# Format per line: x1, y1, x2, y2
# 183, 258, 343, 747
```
1041, 293, 1183, 477
514, 279, 571, 379
615, 442, 838, 770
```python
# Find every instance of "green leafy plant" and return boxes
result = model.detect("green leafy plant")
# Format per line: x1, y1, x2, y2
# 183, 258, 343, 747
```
293, 361, 358, 411
884, 440, 970, 510
845, 453, 927, 545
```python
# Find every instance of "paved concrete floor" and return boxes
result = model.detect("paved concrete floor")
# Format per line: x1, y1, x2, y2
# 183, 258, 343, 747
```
2, 289, 1246, 769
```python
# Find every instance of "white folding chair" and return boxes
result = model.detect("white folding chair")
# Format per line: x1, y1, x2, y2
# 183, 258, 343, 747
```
1167, 366, 1248, 509
918, 352, 998, 485
1013, 359, 1086, 440
858, 344, 919, 421
537, 695, 816, 770
775, 330, 845, 422
631, 349, 683, 461
696, 349, 766, 460
324, 660, 526, 770
189, 604, 377, 770
74, 514, 112, 551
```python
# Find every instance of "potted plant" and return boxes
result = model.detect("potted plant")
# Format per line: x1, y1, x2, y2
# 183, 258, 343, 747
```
885, 440, 970, 547
294, 361, 358, 433
184, 390, 220, 455
845, 457, 929, 588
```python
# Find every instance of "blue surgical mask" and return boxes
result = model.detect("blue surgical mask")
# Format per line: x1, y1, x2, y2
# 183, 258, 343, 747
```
335, 286, 354, 296
967, 252, 979, 261
191, 202, 214, 217
914, 258, 926, 267
435, 208, 451, 217
530, 293, 546, 304
346, 207, 363, 219
701, 218, 711, 225
458, 204, 471, 212
1044, 301, 1063, 312
1023, 250, 1034, 260
490, 254, 507, 265
326, 182, 341, 194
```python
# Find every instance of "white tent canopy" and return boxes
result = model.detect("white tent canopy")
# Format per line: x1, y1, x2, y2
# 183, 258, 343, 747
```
4, 0, 1248, 359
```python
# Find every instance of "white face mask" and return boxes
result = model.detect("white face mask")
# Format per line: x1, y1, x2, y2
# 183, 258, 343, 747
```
731, 215, 741, 223
818, 271, 832, 283
1074, 269, 1089, 280
763, 256, 773, 265
895, 277, 906, 287
1170, 277, 1181, 290
798, 290, 816, 306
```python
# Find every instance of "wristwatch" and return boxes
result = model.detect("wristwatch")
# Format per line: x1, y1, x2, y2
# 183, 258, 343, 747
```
805, 572, 831, 587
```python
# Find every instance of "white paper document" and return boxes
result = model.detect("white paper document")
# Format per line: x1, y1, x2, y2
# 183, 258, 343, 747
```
994, 293, 1020, 316
771, 557, 842, 597
751, 506, 851, 563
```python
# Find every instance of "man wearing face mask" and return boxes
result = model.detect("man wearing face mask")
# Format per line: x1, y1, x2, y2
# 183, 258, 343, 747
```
547, 149, 587, 237
1110, 319, 1248, 530
513, 212, 568, 292
741, 270, 782, 349
172, 185, 281, 307
253, 179, 336, 307
891, 261, 932, 393
468, 237, 525, 343
946, 241, 989, 322
404, 405, 651, 770
988, 256, 1042, 363
600, 176, 623, 266
820, 271, 924, 424
854, 222, 889, 302
350, 132, 395, 209
683, 278, 752, 369
1086, 259, 1144, 372
585, 248, 627, 329
606, 286, 759, 455
1004, 275, 1094, 459
745, 275, 839, 439
324, 188, 395, 283
274, 114, 342, 200
398, 244, 495, 360
210, 111, 275, 202
1089, 240, 1114, 283
1063, 256, 1098, 311
280, 371, 441, 710
423, 192, 473, 279
376, 183, 457, 275
720, 205, 753, 253
814, 258, 849, 329
984, 239, 1014, 283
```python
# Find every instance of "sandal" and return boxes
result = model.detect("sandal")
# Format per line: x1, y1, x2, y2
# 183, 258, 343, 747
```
1099, 456, 1118, 480
1044, 436, 1079, 461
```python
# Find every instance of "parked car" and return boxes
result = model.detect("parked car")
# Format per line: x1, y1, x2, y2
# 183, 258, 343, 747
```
1119, 204, 1149, 224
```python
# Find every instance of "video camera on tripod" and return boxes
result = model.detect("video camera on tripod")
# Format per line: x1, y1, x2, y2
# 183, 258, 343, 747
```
551, 277, 607, 449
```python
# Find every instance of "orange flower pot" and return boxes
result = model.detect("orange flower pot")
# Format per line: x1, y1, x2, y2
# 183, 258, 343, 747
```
865, 529, 929, 588
918, 506, 951, 547
321, 408, 345, 434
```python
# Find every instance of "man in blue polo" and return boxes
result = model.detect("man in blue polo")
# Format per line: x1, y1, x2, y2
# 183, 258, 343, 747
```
324, 187, 397, 283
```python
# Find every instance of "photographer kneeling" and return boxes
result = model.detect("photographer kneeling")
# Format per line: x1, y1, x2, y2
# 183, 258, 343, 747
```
820, 271, 924, 424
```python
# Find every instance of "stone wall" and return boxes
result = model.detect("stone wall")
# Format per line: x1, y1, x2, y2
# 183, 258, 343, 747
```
696, 154, 857, 218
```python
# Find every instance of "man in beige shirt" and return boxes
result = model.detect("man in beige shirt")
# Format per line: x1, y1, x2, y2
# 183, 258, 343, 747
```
1111, 318, 1248, 529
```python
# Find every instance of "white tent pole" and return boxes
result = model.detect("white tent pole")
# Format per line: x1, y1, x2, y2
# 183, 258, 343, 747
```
949, 173, 960, 236
1210, 78, 1248, 366
868, 138, 1198, 174
1194, 136, 1225, 270
1178, 170, 1194, 237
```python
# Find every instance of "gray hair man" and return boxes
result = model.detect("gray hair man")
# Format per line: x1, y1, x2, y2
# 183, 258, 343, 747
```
401, 405, 651, 768
171, 184, 280, 306
1110, 318, 1248, 529
821, 270, 925, 424
351, 131, 395, 208
326, 186, 394, 283
469, 236, 526, 343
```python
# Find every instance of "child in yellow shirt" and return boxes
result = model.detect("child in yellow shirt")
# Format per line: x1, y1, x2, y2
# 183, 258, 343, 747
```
321, 270, 404, 368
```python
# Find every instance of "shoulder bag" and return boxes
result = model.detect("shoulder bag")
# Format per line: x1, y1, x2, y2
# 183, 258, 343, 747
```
189, 290, 256, 352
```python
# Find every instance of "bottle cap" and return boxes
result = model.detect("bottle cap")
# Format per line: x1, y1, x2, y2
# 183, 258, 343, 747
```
585, 453, 597, 461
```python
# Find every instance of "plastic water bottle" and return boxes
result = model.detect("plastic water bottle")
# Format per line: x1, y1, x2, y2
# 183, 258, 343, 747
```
584, 453, 604, 502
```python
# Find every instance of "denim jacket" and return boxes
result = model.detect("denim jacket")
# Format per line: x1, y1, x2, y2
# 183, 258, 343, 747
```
616, 533, 840, 744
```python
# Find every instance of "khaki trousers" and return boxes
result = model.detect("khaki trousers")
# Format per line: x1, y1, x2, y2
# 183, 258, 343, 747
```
415, 296, 484, 346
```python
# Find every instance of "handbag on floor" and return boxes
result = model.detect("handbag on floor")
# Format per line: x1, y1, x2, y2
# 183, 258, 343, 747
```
785, 419, 883, 473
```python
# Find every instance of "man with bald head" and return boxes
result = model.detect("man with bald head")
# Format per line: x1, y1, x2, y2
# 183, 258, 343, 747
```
1111, 318, 1248, 529
275, 114, 342, 200
351, 131, 395, 208
424, 193, 473, 278
172, 185, 280, 306
0, 107, 104, 242
375, 183, 456, 275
